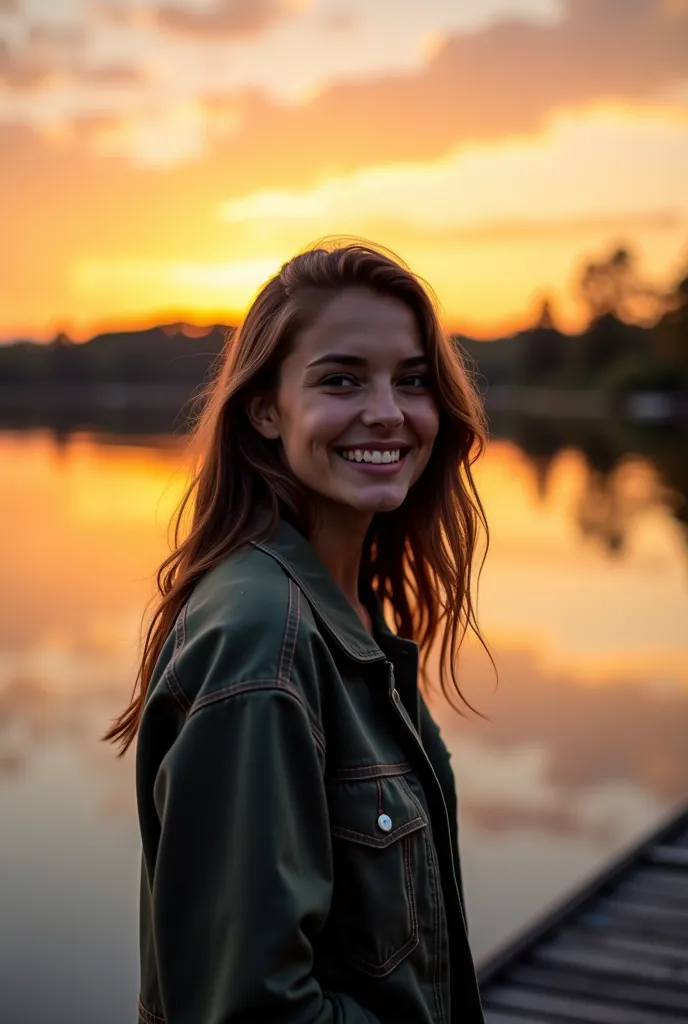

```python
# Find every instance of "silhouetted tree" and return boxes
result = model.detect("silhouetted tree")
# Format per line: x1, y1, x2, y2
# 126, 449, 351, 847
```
519, 297, 566, 384
575, 246, 665, 385
652, 270, 688, 390
579, 247, 664, 326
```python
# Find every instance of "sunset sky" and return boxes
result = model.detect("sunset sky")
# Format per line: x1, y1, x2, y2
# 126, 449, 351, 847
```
1, 0, 688, 340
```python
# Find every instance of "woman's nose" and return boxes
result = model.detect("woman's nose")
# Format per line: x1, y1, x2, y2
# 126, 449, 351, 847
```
360, 384, 404, 429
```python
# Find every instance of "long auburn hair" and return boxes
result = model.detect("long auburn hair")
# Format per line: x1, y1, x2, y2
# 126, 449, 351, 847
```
104, 240, 491, 755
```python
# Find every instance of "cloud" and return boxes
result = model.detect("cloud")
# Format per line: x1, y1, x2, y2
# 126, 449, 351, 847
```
219, 156, 684, 240
366, 210, 684, 246
152, 0, 287, 37
2, 0, 687, 178
209, 0, 688, 189
0, 26, 146, 92
0, 38, 52, 88
319, 9, 358, 34
27, 22, 87, 50
77, 62, 148, 86
90, 2, 146, 28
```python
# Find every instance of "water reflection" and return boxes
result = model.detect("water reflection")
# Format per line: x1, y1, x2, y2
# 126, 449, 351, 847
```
490, 411, 688, 554
0, 419, 686, 1017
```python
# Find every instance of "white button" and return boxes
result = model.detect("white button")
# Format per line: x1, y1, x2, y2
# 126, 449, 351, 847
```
378, 813, 392, 832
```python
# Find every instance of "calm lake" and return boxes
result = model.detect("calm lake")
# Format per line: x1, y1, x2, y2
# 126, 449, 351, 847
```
1, 415, 687, 1023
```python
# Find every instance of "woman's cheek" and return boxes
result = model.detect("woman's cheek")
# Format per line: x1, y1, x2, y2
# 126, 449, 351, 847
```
415, 399, 440, 445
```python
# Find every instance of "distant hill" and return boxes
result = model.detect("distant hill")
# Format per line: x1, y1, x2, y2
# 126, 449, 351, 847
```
0, 323, 229, 389
0, 303, 685, 404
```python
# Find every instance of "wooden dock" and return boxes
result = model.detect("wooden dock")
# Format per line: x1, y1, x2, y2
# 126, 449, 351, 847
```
477, 803, 688, 1023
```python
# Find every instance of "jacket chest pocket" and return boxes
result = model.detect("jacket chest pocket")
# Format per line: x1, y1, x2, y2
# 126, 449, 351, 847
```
324, 765, 429, 978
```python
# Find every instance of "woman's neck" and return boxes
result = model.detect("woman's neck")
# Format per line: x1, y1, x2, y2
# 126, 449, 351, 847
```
309, 505, 373, 633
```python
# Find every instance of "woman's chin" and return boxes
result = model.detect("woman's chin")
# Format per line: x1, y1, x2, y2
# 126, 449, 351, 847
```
343, 487, 407, 514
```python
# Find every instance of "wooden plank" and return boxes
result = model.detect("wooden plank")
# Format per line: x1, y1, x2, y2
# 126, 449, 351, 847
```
484, 985, 688, 1024
629, 865, 688, 889
579, 904, 688, 942
553, 927, 688, 965
631, 865, 688, 887
484, 1011, 551, 1024
606, 889, 688, 916
591, 919, 688, 944
647, 845, 688, 868
478, 803, 688, 988
509, 963, 688, 1013
601, 896, 688, 924
532, 943, 688, 988
615, 874, 688, 905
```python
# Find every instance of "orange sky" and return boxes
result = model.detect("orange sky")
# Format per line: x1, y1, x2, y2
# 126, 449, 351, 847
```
1, 0, 687, 341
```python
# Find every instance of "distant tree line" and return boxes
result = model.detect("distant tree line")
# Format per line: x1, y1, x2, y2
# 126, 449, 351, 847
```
0, 323, 228, 391
0, 247, 686, 398
461, 248, 688, 395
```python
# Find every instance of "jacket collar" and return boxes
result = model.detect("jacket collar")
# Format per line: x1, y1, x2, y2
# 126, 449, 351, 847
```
252, 518, 389, 664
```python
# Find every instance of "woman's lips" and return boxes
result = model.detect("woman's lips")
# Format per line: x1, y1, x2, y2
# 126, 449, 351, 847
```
335, 448, 410, 474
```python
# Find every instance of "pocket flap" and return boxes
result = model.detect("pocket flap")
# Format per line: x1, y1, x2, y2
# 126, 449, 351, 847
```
328, 771, 427, 849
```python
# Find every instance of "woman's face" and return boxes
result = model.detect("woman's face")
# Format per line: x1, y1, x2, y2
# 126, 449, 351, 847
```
250, 287, 440, 516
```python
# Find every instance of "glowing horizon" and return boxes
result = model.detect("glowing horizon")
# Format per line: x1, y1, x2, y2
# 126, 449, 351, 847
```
1, 0, 687, 342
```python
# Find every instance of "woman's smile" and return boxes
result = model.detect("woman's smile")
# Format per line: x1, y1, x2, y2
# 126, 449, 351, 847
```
334, 444, 411, 474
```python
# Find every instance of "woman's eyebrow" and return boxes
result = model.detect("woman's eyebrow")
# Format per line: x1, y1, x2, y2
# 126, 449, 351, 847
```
306, 353, 427, 369
306, 353, 366, 368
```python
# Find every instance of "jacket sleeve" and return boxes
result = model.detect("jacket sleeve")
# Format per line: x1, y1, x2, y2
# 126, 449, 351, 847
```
147, 684, 381, 1024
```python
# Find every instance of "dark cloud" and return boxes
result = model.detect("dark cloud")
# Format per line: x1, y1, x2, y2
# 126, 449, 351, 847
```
0, 38, 51, 88
0, 748, 25, 777
197, 0, 688, 191
154, 0, 285, 37
90, 2, 140, 28
27, 22, 87, 49
2, 0, 687, 186
320, 10, 358, 34
0, 31, 145, 91
77, 62, 147, 85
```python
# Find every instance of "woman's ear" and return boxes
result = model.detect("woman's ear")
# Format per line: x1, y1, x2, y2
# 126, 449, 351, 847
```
246, 393, 281, 440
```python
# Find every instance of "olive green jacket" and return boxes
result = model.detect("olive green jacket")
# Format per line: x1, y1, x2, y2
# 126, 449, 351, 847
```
136, 519, 484, 1024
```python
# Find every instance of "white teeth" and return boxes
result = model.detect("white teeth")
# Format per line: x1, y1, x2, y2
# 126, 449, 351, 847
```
340, 448, 403, 463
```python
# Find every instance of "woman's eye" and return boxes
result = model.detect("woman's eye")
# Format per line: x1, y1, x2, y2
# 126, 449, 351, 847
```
320, 373, 358, 387
398, 372, 429, 388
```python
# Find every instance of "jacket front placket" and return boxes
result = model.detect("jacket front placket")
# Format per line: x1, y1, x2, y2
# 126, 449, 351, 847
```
370, 644, 484, 1022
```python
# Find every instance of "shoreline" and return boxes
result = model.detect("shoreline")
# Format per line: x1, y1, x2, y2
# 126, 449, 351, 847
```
0, 383, 686, 424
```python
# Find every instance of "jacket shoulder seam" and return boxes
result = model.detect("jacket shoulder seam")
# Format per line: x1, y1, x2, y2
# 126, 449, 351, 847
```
278, 577, 301, 686
163, 567, 299, 712
188, 679, 326, 755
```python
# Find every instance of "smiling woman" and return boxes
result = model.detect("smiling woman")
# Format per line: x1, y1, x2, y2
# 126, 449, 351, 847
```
105, 239, 490, 1024
247, 288, 440, 519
